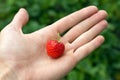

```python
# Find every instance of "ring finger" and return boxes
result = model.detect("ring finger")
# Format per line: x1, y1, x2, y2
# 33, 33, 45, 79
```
71, 20, 108, 50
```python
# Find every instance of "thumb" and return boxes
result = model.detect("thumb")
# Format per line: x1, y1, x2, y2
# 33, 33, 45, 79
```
10, 8, 29, 29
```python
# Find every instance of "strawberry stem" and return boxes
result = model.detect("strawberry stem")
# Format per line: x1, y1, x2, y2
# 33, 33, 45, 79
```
57, 33, 61, 42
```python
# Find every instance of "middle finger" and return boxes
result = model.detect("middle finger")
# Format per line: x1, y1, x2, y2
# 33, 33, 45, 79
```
60, 10, 107, 43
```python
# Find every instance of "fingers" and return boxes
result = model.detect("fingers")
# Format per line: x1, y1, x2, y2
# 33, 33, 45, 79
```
51, 6, 98, 34
71, 20, 108, 50
10, 8, 29, 29
61, 10, 107, 43
73, 35, 104, 62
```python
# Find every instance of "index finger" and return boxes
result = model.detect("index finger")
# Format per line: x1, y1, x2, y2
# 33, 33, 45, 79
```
51, 6, 98, 34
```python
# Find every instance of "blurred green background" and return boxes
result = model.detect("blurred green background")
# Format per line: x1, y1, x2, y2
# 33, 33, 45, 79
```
0, 0, 120, 80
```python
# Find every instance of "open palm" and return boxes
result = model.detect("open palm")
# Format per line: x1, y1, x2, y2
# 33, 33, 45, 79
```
0, 6, 107, 80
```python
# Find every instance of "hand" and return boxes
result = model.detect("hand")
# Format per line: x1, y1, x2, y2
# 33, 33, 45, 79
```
0, 6, 107, 80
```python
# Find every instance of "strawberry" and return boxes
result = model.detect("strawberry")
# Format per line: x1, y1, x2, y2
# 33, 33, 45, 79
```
46, 40, 65, 58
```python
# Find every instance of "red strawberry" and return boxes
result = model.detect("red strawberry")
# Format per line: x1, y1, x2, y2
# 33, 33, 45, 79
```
46, 40, 65, 58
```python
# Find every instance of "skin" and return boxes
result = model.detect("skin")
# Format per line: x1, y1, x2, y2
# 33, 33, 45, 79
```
0, 6, 108, 80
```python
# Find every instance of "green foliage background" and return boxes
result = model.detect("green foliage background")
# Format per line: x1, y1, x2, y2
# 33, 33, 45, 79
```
0, 0, 120, 80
